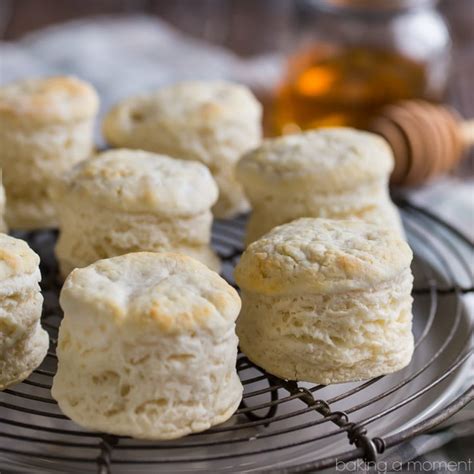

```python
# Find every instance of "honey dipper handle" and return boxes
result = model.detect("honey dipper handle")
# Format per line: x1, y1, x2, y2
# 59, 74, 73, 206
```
460, 120, 474, 147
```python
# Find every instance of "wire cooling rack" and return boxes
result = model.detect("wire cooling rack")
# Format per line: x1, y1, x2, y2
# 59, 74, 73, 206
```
1, 200, 473, 473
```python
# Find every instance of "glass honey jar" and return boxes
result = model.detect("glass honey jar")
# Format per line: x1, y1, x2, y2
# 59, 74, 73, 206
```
272, 0, 451, 134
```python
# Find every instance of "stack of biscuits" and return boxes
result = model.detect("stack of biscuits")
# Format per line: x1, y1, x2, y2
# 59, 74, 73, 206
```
0, 75, 416, 441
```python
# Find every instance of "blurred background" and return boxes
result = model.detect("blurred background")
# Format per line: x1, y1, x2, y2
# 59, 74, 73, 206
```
1, 0, 473, 56
0, 0, 472, 225
1, 0, 472, 132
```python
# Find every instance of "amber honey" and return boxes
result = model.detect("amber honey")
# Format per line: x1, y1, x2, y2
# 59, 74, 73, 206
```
271, 44, 429, 135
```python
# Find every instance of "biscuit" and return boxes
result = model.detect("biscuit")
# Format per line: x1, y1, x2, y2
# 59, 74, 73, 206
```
0, 233, 48, 390
236, 128, 403, 244
103, 81, 262, 218
52, 252, 242, 439
55, 149, 220, 276
235, 218, 414, 384
0, 76, 99, 229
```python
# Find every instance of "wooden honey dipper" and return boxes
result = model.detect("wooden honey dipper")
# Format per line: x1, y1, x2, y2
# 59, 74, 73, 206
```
369, 100, 474, 186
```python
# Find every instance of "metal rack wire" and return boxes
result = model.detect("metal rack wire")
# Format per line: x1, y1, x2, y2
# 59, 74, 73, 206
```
1, 200, 473, 473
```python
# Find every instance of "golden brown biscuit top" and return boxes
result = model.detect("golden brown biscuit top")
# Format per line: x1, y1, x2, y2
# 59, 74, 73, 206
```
237, 128, 394, 192
61, 252, 241, 333
60, 148, 218, 216
235, 218, 412, 296
0, 76, 99, 124
103, 80, 262, 132
0, 233, 40, 280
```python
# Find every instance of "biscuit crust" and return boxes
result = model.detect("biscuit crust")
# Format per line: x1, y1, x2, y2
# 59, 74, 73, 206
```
60, 148, 218, 216
237, 128, 393, 192
0, 76, 98, 125
236, 218, 412, 295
